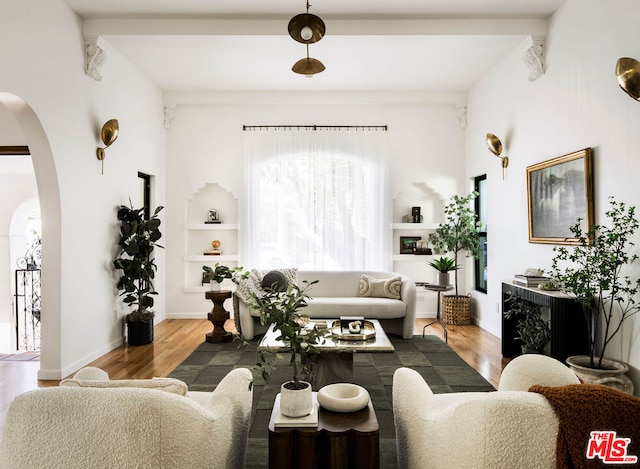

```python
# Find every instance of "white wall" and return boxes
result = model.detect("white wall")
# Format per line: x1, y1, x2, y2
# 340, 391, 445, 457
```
0, 0, 166, 378
467, 0, 640, 393
164, 91, 467, 317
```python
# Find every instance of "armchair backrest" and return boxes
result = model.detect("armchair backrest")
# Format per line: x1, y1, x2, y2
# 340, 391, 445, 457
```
0, 368, 252, 469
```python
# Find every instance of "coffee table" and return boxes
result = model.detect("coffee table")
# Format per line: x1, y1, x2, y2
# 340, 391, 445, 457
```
258, 319, 394, 389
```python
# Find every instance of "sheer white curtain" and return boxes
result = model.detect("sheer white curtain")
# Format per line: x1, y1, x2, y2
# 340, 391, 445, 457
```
243, 127, 389, 271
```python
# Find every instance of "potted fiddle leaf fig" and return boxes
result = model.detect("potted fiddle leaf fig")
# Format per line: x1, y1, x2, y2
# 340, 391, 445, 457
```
549, 196, 639, 393
428, 192, 481, 325
113, 202, 164, 346
246, 280, 328, 417
428, 256, 458, 286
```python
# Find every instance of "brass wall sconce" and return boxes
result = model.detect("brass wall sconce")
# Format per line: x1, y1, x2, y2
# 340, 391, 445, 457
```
616, 57, 640, 101
96, 119, 119, 175
486, 133, 509, 179
288, 1, 326, 76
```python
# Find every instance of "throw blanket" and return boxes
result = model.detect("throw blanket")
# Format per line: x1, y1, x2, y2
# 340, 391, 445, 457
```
530, 384, 640, 468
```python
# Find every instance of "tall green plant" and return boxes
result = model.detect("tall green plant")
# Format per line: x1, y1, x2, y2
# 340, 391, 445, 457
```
549, 197, 640, 368
428, 192, 481, 295
113, 203, 164, 323
248, 280, 327, 389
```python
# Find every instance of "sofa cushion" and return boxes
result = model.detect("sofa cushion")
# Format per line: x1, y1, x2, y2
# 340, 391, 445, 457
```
59, 377, 189, 396
261, 270, 289, 292
248, 296, 406, 319
236, 268, 298, 302
358, 274, 401, 299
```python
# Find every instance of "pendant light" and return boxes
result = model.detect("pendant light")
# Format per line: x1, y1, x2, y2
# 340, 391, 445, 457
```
288, 1, 326, 76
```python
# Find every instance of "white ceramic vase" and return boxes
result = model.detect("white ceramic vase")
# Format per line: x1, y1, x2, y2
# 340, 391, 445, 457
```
437, 272, 450, 286
566, 355, 634, 394
209, 281, 221, 291
280, 381, 313, 418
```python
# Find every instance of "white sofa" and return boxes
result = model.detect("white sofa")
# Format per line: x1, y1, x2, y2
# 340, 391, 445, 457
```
0, 367, 253, 469
234, 270, 417, 340
392, 354, 581, 469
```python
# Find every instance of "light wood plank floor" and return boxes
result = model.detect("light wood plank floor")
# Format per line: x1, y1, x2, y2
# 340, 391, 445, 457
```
0, 318, 505, 432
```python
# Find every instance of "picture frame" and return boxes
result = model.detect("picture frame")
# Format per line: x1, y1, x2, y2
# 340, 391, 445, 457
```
206, 208, 221, 224
400, 236, 421, 254
526, 148, 594, 245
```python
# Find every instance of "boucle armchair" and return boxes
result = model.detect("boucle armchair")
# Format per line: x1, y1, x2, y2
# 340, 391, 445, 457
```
393, 354, 580, 469
0, 367, 253, 469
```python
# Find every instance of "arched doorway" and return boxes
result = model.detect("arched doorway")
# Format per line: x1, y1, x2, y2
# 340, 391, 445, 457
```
0, 92, 62, 379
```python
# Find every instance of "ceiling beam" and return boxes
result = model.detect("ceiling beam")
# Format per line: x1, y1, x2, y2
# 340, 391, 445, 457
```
84, 18, 547, 37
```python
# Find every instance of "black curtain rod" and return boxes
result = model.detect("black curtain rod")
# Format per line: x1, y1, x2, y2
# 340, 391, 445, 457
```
243, 125, 387, 131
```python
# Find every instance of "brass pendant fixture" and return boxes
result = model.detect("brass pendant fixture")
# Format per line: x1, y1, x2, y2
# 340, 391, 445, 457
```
288, 1, 325, 76
616, 57, 640, 101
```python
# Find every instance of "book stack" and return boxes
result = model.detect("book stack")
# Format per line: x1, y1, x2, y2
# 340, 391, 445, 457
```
273, 393, 319, 428
512, 274, 550, 287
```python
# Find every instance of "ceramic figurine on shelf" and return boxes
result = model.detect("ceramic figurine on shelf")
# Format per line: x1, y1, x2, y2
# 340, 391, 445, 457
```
206, 209, 221, 224
204, 240, 222, 256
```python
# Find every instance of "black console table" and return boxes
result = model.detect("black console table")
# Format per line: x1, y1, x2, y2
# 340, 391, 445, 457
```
502, 281, 588, 363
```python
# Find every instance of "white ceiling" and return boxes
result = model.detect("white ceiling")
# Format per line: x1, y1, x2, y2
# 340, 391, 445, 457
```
65, 0, 567, 92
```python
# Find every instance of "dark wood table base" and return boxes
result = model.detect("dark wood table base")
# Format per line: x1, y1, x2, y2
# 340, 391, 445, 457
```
268, 398, 380, 469
205, 290, 232, 343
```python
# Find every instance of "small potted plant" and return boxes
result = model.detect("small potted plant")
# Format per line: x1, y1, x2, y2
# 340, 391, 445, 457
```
503, 295, 551, 354
113, 202, 164, 345
549, 197, 638, 393
247, 280, 327, 418
428, 256, 458, 286
202, 263, 246, 290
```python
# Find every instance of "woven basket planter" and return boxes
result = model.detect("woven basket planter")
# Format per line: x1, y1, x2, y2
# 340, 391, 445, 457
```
442, 294, 472, 325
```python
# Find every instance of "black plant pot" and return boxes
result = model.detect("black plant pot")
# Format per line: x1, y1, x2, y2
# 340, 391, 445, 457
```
127, 320, 154, 346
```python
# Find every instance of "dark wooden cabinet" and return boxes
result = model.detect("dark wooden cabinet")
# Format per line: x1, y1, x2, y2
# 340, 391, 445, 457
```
502, 282, 588, 363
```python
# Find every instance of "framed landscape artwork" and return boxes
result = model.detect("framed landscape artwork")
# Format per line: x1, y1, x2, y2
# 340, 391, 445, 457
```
526, 148, 594, 245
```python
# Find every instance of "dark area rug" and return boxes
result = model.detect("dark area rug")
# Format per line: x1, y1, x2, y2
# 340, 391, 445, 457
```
169, 334, 495, 469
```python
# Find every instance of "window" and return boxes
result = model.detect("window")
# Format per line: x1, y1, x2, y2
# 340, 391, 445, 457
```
137, 172, 151, 220
474, 175, 487, 293
244, 128, 387, 270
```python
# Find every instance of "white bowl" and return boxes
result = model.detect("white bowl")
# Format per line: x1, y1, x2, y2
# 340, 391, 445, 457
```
317, 383, 370, 413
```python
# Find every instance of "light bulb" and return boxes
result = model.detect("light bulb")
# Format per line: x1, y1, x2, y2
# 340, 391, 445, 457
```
300, 26, 313, 41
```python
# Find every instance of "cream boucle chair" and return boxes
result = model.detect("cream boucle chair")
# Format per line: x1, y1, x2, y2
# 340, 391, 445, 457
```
0, 367, 253, 469
392, 354, 580, 469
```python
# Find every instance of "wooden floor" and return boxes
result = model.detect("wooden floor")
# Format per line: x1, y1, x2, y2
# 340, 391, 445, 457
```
0, 318, 505, 432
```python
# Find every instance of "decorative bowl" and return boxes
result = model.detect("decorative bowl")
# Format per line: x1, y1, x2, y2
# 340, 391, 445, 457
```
317, 383, 370, 413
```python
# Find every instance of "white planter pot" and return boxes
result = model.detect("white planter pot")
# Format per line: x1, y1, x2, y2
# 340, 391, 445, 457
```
209, 281, 222, 291
280, 381, 313, 418
566, 355, 634, 394
437, 272, 450, 286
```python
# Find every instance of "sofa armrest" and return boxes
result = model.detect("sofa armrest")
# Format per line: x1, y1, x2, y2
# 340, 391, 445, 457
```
400, 276, 417, 339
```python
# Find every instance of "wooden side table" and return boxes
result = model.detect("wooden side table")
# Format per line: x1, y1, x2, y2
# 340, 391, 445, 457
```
205, 290, 232, 343
268, 395, 380, 469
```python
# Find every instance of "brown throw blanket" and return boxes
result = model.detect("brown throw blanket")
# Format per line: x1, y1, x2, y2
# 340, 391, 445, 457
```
530, 384, 640, 469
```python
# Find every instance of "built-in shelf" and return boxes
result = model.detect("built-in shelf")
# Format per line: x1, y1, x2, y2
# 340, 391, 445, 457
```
187, 223, 239, 230
185, 255, 239, 262
392, 254, 435, 261
391, 222, 439, 230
